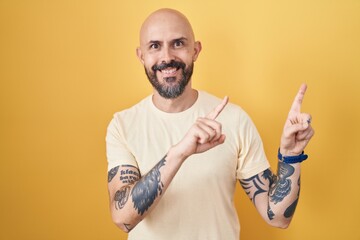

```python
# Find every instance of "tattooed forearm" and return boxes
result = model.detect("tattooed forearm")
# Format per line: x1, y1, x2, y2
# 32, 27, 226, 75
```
240, 169, 275, 204
112, 156, 166, 216
270, 162, 295, 204
240, 163, 300, 222
108, 166, 119, 182
113, 165, 141, 210
131, 157, 166, 215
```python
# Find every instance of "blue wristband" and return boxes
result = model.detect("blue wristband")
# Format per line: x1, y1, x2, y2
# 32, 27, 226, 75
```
278, 148, 308, 164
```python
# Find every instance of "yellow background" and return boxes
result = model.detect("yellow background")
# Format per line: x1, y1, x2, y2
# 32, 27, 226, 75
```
1, 0, 359, 239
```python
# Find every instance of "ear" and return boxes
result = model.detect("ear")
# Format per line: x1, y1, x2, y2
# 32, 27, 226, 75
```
192, 41, 202, 62
136, 47, 145, 65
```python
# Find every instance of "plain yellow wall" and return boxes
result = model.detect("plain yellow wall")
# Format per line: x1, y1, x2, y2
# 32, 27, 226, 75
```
1, 0, 359, 239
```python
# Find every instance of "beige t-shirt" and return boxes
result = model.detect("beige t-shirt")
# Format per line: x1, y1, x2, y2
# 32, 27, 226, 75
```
106, 91, 270, 240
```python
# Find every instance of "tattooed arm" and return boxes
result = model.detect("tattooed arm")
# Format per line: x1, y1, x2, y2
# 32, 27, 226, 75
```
107, 97, 229, 233
240, 163, 301, 228
240, 84, 314, 228
107, 150, 184, 232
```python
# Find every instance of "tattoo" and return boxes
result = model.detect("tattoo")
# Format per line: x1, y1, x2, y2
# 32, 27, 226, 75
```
108, 166, 119, 182
284, 176, 301, 218
113, 165, 140, 210
240, 164, 298, 220
284, 198, 298, 218
270, 162, 295, 204
124, 223, 133, 232
114, 186, 131, 210
120, 167, 140, 184
240, 169, 275, 204
131, 157, 166, 215
267, 205, 275, 220
263, 169, 276, 185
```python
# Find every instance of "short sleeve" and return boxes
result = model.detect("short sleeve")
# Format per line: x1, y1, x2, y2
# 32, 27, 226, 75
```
236, 113, 270, 180
105, 115, 138, 171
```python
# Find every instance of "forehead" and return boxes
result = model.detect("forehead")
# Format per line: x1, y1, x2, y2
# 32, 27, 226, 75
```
140, 11, 194, 45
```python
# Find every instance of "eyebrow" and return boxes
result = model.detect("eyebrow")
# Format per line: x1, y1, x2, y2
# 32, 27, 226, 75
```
147, 37, 188, 45
172, 37, 188, 42
148, 40, 161, 46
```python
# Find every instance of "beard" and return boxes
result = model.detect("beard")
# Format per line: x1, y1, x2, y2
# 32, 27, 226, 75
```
144, 60, 194, 99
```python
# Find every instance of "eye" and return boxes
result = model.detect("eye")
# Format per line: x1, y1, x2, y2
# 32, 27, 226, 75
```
174, 40, 184, 48
150, 43, 160, 50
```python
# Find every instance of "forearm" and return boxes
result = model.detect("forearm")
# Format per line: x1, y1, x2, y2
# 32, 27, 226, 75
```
240, 162, 301, 229
240, 84, 314, 228
108, 147, 186, 232
267, 162, 301, 228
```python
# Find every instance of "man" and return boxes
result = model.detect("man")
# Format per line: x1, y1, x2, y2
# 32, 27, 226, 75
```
106, 8, 314, 240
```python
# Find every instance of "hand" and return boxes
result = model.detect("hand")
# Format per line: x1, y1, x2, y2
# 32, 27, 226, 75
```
172, 96, 229, 160
280, 84, 315, 156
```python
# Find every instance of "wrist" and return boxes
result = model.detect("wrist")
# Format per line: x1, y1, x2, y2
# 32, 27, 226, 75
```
167, 145, 188, 164
278, 148, 308, 164
279, 147, 302, 156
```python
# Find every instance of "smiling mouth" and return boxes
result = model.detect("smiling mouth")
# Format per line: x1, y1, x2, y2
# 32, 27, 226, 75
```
159, 67, 179, 77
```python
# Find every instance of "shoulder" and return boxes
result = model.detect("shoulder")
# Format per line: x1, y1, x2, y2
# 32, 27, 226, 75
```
108, 95, 152, 131
115, 95, 151, 118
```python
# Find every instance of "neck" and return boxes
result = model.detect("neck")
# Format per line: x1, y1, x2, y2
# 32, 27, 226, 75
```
152, 87, 198, 113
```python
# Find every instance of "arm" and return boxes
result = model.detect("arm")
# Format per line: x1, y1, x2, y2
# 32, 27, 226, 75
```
107, 150, 184, 232
240, 84, 314, 228
240, 164, 300, 228
107, 97, 229, 232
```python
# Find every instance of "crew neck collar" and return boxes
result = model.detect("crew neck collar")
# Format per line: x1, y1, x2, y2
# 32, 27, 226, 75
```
149, 90, 202, 118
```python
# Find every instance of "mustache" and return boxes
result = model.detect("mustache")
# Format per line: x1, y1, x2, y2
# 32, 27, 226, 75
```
151, 60, 186, 72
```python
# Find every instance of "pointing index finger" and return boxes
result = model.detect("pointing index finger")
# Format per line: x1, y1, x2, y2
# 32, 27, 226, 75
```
207, 96, 229, 120
290, 84, 307, 113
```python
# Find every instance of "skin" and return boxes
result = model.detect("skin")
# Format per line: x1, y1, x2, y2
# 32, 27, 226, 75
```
136, 8, 202, 113
240, 84, 314, 228
108, 8, 315, 233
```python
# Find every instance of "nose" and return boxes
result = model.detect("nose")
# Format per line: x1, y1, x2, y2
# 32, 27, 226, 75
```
160, 46, 175, 63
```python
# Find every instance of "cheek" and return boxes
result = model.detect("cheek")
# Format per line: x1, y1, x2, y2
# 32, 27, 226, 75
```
179, 49, 196, 63
143, 59, 156, 71
142, 53, 157, 65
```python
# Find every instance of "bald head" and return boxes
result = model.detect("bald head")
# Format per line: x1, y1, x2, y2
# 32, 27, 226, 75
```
136, 9, 202, 99
139, 8, 195, 46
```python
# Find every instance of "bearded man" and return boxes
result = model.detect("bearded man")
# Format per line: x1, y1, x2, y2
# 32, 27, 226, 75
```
106, 8, 314, 240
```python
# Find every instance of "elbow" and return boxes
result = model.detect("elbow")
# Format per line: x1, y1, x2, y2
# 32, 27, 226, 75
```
111, 211, 139, 233
267, 218, 292, 229
112, 215, 132, 233
274, 222, 290, 229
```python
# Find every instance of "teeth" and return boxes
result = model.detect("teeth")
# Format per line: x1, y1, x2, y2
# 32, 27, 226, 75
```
162, 68, 176, 74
